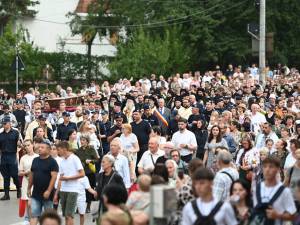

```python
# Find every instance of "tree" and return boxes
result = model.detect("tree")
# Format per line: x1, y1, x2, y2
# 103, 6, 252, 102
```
0, 0, 39, 35
0, 22, 45, 85
109, 27, 191, 79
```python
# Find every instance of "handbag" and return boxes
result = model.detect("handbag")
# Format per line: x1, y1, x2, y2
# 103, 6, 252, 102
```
88, 162, 96, 173
19, 199, 26, 217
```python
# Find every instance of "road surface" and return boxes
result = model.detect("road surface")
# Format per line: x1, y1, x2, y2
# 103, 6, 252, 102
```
0, 192, 96, 225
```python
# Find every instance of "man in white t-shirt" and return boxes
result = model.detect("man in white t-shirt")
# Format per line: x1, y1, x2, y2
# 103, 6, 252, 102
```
55, 141, 85, 225
251, 104, 267, 134
24, 88, 36, 109
171, 118, 197, 163
253, 156, 296, 225
138, 137, 164, 174
182, 167, 238, 225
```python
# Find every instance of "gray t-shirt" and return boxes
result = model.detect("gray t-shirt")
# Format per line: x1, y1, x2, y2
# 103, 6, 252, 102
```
286, 166, 300, 198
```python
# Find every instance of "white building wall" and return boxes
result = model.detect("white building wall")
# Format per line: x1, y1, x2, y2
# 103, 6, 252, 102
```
17, 0, 116, 57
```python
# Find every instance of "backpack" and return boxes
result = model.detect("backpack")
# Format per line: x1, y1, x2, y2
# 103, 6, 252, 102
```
191, 199, 223, 225
248, 183, 285, 225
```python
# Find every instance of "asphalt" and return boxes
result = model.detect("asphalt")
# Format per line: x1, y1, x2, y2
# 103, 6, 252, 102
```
0, 192, 96, 225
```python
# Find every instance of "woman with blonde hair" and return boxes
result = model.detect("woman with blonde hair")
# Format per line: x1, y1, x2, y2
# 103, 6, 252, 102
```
77, 120, 100, 151
123, 98, 135, 123
120, 123, 139, 182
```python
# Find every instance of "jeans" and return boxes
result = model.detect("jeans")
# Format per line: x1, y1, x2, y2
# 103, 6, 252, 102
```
31, 197, 53, 218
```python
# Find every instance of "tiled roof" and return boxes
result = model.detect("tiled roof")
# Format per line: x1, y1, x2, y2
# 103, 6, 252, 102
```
75, 0, 94, 13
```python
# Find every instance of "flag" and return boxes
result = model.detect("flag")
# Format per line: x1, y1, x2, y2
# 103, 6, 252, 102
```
153, 109, 168, 127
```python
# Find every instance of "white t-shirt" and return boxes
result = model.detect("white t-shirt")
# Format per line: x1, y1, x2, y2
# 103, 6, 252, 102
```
182, 198, 238, 225
171, 129, 197, 156
253, 182, 297, 225
120, 133, 138, 151
251, 112, 266, 134
24, 93, 35, 109
53, 156, 63, 189
284, 153, 296, 169
59, 154, 84, 192
137, 150, 164, 171
77, 176, 91, 201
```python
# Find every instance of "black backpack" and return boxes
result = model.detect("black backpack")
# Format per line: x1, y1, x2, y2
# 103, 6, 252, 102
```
248, 183, 285, 225
191, 200, 223, 225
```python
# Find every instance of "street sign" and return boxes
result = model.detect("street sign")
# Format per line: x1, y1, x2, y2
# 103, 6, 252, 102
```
11, 54, 25, 71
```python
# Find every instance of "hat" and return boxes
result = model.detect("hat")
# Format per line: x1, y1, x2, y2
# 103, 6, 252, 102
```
101, 110, 109, 115
133, 108, 141, 113
174, 96, 182, 102
82, 110, 90, 115
41, 139, 52, 147
101, 97, 107, 102
110, 94, 118, 100
126, 96, 135, 102
115, 113, 123, 119
215, 98, 224, 104
143, 104, 150, 110
38, 115, 47, 120
15, 99, 23, 105
269, 94, 276, 99
62, 111, 70, 117
2, 116, 11, 124
114, 101, 122, 107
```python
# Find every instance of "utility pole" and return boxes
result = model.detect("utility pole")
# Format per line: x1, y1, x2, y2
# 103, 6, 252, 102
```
259, 0, 266, 87
16, 46, 19, 94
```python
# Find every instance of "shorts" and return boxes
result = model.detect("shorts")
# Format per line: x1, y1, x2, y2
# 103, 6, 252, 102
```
77, 199, 87, 215
31, 198, 53, 218
59, 192, 78, 217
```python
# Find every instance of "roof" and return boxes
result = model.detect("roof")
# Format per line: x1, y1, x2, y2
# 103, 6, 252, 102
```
75, 0, 94, 13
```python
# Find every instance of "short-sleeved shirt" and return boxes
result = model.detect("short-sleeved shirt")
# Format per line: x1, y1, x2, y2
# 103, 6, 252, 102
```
182, 198, 238, 225
286, 166, 300, 199
78, 176, 91, 201
120, 133, 138, 151
253, 182, 297, 225
138, 150, 164, 171
31, 156, 59, 201
59, 153, 84, 192
171, 129, 197, 156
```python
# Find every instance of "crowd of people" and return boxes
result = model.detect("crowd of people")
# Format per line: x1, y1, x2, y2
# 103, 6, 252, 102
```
0, 63, 299, 225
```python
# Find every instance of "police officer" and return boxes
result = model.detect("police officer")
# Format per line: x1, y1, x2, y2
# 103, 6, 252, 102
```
0, 116, 21, 200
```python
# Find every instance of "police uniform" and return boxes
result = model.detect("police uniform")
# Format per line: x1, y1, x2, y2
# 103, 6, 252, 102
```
0, 117, 21, 200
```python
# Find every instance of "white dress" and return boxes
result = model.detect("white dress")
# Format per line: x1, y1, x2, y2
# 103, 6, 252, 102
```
19, 153, 39, 200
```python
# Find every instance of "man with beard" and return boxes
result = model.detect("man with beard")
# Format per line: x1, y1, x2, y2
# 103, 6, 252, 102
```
142, 104, 159, 127
13, 99, 26, 135
203, 100, 214, 123
99, 111, 111, 154
168, 111, 181, 137
171, 118, 197, 163
70, 106, 83, 125
107, 114, 123, 143
110, 101, 127, 124
171, 96, 182, 117
136, 95, 145, 110
131, 109, 152, 163
178, 98, 192, 120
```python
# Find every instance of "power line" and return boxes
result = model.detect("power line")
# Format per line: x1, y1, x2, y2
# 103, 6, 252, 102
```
10, 0, 248, 29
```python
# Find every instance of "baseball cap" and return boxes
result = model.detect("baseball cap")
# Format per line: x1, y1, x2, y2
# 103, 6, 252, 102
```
143, 104, 150, 110
62, 111, 70, 117
114, 101, 122, 107
82, 110, 90, 115
2, 116, 11, 124
101, 110, 109, 115
15, 99, 23, 105
115, 113, 123, 119
38, 115, 47, 121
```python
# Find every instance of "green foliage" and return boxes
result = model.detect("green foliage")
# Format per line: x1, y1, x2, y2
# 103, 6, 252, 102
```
108, 27, 191, 79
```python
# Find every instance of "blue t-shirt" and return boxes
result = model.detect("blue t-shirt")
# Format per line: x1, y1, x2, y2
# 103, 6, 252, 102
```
31, 156, 58, 201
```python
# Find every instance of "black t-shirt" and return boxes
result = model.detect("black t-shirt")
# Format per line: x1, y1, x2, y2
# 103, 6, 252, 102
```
107, 125, 122, 139
131, 120, 151, 146
31, 156, 58, 201
13, 109, 26, 126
